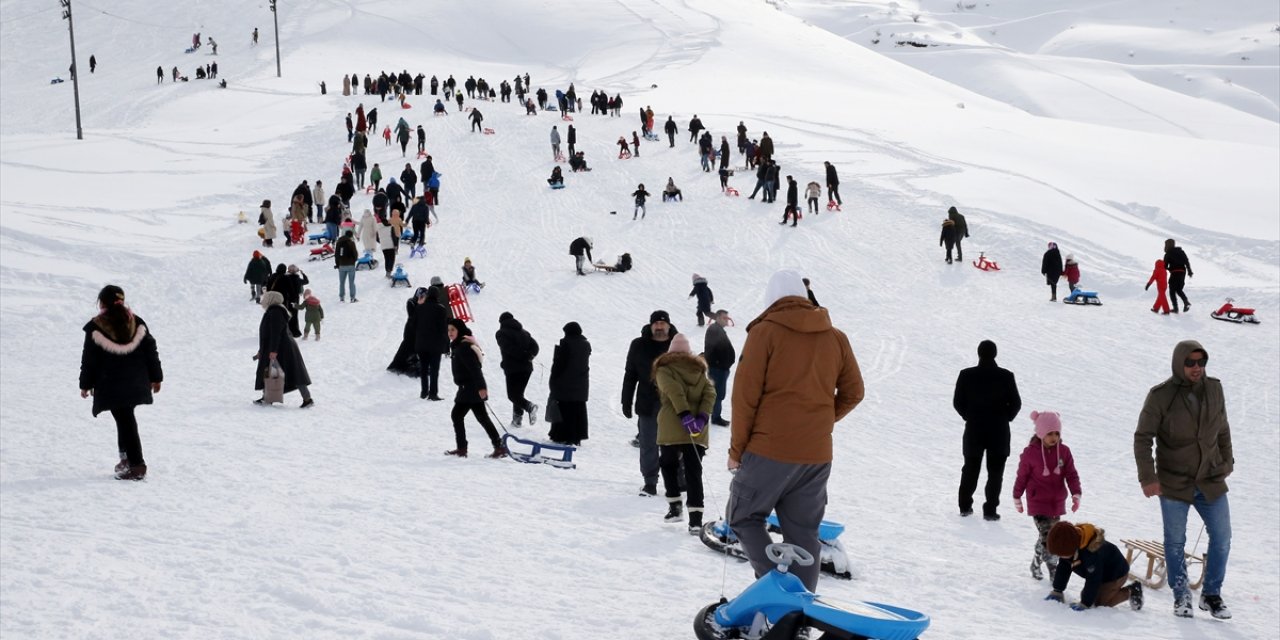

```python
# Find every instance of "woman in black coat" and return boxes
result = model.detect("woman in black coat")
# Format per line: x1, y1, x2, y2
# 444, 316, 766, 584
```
387, 292, 420, 377
414, 287, 450, 400
80, 285, 163, 480
254, 291, 313, 407
547, 322, 591, 446
445, 319, 506, 458
1041, 242, 1064, 301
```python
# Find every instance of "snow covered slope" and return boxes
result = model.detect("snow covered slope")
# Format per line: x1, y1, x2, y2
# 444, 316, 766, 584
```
1, 0, 1277, 638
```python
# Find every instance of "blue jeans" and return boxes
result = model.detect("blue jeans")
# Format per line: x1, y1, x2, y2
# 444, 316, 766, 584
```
325, 223, 338, 242
338, 266, 357, 300
708, 367, 729, 421
1160, 490, 1231, 598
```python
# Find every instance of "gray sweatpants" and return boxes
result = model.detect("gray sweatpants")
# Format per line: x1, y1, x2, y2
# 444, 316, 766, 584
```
638, 413, 659, 488
727, 451, 830, 592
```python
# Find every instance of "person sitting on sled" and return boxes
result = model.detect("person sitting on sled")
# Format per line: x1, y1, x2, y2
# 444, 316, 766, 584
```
433, 99, 447, 114
662, 178, 683, 202
1045, 520, 1144, 611
461, 258, 484, 290
547, 166, 564, 187
569, 152, 591, 172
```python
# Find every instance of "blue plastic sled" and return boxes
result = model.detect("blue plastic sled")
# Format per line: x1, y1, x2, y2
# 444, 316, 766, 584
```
389, 264, 411, 288
643, 132, 661, 142
694, 544, 929, 640
502, 433, 576, 469
308, 230, 334, 245
400, 228, 414, 242
550, 183, 566, 190
1063, 287, 1102, 306
409, 244, 427, 259
701, 516, 851, 580
355, 251, 378, 271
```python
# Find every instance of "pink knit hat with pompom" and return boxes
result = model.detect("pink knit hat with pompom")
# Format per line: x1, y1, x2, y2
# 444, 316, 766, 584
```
1031, 411, 1063, 476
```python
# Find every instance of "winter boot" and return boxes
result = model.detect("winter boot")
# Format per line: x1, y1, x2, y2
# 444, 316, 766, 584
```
1127, 582, 1143, 611
487, 445, 508, 459
300, 398, 314, 409
664, 499, 684, 523
114, 454, 129, 475
1173, 593, 1194, 618
527, 402, 539, 425
115, 464, 147, 481
1199, 594, 1231, 619
687, 508, 703, 535
1030, 558, 1044, 581
444, 448, 468, 458
638, 484, 657, 497
512, 409, 523, 427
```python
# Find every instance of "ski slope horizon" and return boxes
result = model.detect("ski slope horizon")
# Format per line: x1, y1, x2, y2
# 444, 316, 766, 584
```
2, 1, 1277, 638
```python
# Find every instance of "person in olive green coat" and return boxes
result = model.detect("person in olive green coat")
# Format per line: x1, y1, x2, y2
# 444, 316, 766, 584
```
652, 333, 716, 533
1134, 339, 1234, 618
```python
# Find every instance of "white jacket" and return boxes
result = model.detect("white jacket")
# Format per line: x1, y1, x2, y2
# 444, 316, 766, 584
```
357, 211, 378, 252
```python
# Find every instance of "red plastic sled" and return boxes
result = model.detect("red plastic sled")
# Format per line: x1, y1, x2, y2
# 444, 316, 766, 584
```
446, 283, 473, 322
972, 253, 1000, 271
724, 187, 740, 197
483, 128, 495, 135
826, 201, 842, 212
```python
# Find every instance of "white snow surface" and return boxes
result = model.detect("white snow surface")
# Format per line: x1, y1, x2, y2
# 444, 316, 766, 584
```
2, 0, 1278, 638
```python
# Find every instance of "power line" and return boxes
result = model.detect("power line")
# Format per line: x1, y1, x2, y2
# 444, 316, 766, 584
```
0, 5, 58, 25
74, 0, 194, 30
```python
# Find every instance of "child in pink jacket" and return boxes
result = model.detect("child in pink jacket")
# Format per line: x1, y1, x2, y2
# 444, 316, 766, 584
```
1013, 410, 1082, 581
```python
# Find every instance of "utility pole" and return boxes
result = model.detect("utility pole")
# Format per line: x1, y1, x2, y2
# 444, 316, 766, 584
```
60, 0, 84, 140
270, 0, 280, 78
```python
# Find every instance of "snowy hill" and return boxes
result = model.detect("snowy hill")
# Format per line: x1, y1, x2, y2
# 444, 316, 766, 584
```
1, 1, 1277, 638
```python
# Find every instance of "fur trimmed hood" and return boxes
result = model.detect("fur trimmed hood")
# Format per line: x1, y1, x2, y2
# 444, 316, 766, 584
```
87, 318, 146, 355
651, 350, 706, 382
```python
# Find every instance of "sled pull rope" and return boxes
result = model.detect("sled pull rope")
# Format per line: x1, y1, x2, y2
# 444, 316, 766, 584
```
687, 428, 731, 599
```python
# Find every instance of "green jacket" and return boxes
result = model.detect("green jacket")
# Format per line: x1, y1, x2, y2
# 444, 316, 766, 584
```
303, 300, 324, 324
1134, 339, 1233, 503
371, 166, 383, 182
653, 352, 716, 447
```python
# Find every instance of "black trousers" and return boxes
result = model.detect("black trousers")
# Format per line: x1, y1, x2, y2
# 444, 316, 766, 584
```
111, 406, 145, 466
828, 184, 842, 205
504, 368, 534, 414
549, 400, 588, 445
418, 351, 442, 397
660, 443, 705, 508
382, 248, 396, 275
959, 447, 1007, 515
287, 304, 302, 337
411, 222, 425, 246
450, 402, 501, 451
1169, 271, 1189, 307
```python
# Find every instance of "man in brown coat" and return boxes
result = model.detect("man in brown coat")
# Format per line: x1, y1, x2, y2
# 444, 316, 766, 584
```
1134, 339, 1234, 619
726, 269, 864, 591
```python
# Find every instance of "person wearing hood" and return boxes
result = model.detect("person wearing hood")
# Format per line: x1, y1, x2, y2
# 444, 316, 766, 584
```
243, 251, 272, 303
495, 312, 540, 426
386, 177, 404, 209
726, 269, 864, 592
548, 322, 591, 446
653, 333, 716, 533
622, 310, 679, 496
356, 209, 378, 254
550, 125, 562, 159
1134, 340, 1233, 619
939, 218, 957, 264
953, 339, 1022, 520
253, 291, 313, 408
1012, 411, 1082, 581
1045, 521, 1143, 611
1163, 238, 1194, 313
444, 319, 507, 459
413, 286, 450, 400
79, 285, 164, 481
301, 289, 324, 340
569, 236, 593, 276
689, 274, 714, 327
1041, 242, 1064, 300
1063, 254, 1081, 292
948, 206, 969, 261
1145, 258, 1171, 314
259, 199, 277, 248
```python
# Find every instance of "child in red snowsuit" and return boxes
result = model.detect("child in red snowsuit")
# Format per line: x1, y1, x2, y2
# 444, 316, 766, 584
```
1145, 259, 1170, 314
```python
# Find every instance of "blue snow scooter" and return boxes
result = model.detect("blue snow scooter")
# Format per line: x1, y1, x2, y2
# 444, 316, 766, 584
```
701, 515, 852, 580
695, 543, 930, 640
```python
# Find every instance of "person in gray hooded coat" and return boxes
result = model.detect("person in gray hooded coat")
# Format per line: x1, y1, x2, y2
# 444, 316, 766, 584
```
254, 291, 313, 408
1134, 339, 1234, 619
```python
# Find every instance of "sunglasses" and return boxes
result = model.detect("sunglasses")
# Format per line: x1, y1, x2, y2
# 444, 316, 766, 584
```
1184, 357, 1208, 368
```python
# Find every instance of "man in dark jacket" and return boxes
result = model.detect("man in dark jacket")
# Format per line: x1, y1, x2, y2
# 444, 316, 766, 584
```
469, 108, 483, 133
621, 310, 677, 495
953, 339, 1022, 520
1046, 521, 1141, 611
334, 230, 359, 303
704, 310, 735, 427
408, 196, 429, 245
1134, 339, 1233, 618
748, 162, 769, 200
548, 321, 591, 446
688, 115, 704, 142
1041, 242, 1064, 300
569, 236, 593, 275
1163, 238, 1194, 313
413, 287, 450, 400
781, 176, 800, 227
948, 206, 969, 261
566, 124, 577, 157
689, 274, 714, 326
400, 165, 418, 199
495, 311, 540, 426
758, 132, 774, 166
764, 161, 781, 203
824, 161, 841, 206
664, 116, 678, 147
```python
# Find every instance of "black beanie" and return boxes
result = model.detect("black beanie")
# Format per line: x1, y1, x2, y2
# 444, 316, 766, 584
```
948, 206, 958, 215
650, 310, 671, 324
563, 321, 582, 337
978, 340, 997, 360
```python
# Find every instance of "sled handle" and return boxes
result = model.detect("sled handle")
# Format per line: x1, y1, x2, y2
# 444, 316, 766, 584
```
765, 543, 814, 572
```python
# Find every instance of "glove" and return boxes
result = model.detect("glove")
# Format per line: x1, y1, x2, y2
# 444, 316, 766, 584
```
680, 412, 700, 434
1044, 592, 1064, 603
1071, 494, 1081, 513
622, 404, 633, 419
1014, 497, 1024, 514
1069, 602, 1088, 612
695, 413, 710, 432
1144, 283, 1150, 291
